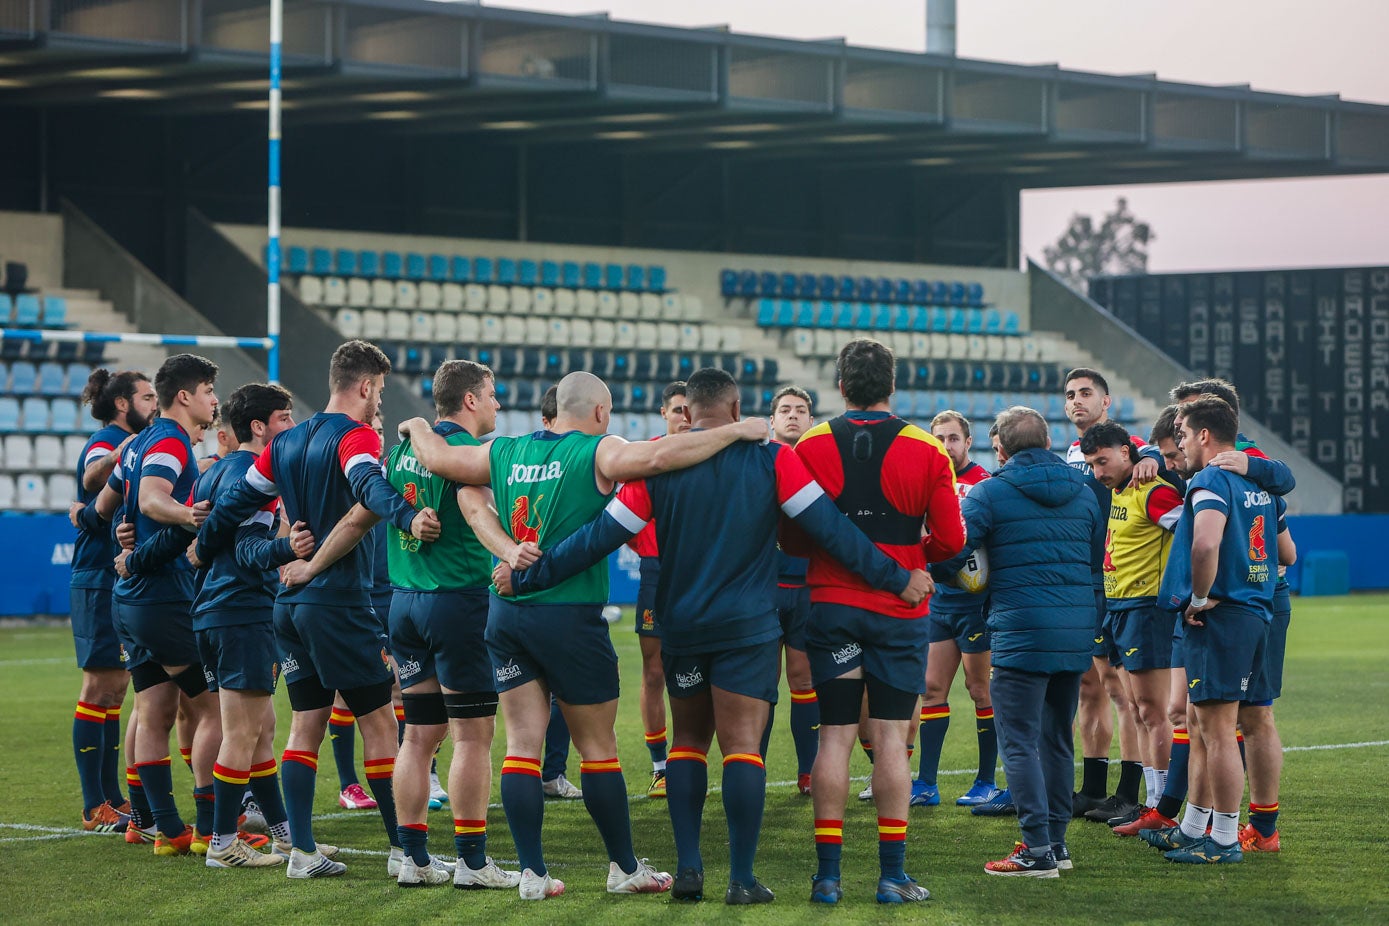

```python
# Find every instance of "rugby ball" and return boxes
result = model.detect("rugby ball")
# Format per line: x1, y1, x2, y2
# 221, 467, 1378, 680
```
601, 605, 623, 624
957, 547, 989, 594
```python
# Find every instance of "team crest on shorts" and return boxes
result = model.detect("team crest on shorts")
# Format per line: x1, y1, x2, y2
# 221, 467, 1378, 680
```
641, 609, 655, 631
118, 644, 129, 664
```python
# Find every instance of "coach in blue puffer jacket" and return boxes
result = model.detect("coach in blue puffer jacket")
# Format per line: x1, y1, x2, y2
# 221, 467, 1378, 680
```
934, 406, 1103, 877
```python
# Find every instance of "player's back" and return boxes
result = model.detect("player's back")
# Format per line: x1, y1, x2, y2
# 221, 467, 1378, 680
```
71, 424, 128, 588
264, 412, 378, 605
114, 417, 197, 602
1187, 466, 1277, 614
644, 440, 784, 652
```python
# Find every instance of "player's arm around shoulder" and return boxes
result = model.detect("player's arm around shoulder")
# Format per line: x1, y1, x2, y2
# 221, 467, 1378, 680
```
397, 418, 491, 485
594, 416, 769, 483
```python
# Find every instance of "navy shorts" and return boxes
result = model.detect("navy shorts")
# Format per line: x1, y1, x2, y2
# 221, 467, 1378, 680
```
113, 598, 200, 670
108, 599, 142, 670
1104, 605, 1177, 672
274, 600, 393, 693
805, 601, 930, 694
635, 557, 660, 637
1090, 587, 1109, 658
485, 595, 619, 705
389, 588, 494, 694
1243, 594, 1291, 704
775, 585, 810, 651
1183, 604, 1269, 704
71, 587, 124, 669
197, 621, 278, 692
927, 604, 990, 653
663, 640, 781, 703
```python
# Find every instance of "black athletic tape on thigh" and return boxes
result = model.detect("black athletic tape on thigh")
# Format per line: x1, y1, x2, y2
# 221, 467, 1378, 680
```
816, 677, 867, 726
443, 691, 499, 719
286, 676, 335, 713
340, 680, 394, 717
402, 691, 449, 726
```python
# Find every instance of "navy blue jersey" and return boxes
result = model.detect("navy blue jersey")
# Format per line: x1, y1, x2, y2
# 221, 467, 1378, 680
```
109, 418, 198, 604
514, 439, 910, 655
777, 549, 809, 586
191, 450, 295, 626
197, 412, 418, 607
369, 519, 393, 614
71, 424, 130, 589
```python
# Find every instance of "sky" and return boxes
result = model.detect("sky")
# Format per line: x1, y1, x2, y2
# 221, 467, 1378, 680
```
479, 0, 1389, 272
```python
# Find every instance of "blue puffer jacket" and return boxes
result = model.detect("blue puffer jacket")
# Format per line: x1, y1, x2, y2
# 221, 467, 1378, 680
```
933, 447, 1103, 675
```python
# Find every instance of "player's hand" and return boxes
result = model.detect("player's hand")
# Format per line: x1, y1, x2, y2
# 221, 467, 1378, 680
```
116, 520, 136, 551
508, 541, 542, 570
116, 432, 137, 453
1206, 450, 1249, 475
186, 541, 205, 570
410, 508, 442, 542
187, 499, 212, 530
1183, 596, 1219, 627
113, 549, 132, 579
289, 521, 315, 559
280, 559, 315, 588
398, 417, 430, 439
900, 568, 935, 606
1130, 457, 1159, 487
68, 501, 86, 529
491, 562, 516, 596
734, 416, 771, 442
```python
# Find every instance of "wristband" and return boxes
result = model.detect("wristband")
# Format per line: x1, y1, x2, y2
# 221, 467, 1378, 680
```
1189, 595, 1209, 608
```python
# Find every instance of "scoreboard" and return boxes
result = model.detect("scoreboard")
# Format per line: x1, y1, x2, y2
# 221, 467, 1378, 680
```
1090, 268, 1388, 513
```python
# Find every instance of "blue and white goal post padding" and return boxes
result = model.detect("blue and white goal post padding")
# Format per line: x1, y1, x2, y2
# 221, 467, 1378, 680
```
1, 329, 274, 351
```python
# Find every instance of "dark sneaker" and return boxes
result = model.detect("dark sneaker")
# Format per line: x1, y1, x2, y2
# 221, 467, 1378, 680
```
984, 843, 1060, 879
876, 875, 930, 902
810, 876, 842, 904
1071, 791, 1107, 818
1083, 795, 1140, 823
970, 788, 1016, 816
1106, 805, 1144, 827
725, 879, 774, 905
1050, 842, 1073, 870
672, 867, 704, 901
1165, 835, 1243, 864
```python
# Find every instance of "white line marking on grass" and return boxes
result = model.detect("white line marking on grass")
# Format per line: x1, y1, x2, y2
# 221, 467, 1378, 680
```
0, 657, 67, 667
1283, 739, 1389, 752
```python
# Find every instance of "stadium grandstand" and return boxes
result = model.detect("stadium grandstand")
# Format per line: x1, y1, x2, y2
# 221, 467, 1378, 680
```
1, 0, 1386, 611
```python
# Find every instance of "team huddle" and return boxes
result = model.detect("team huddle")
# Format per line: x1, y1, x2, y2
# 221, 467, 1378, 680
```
62, 335, 1293, 904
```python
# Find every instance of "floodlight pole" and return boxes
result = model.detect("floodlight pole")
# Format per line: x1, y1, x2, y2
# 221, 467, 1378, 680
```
266, 0, 283, 384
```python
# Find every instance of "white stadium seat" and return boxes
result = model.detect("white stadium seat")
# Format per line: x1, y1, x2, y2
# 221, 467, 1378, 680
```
486, 285, 510, 313
985, 335, 1005, 360
0, 474, 14, 509
456, 315, 480, 342
660, 294, 683, 320
433, 312, 457, 343
501, 316, 526, 345
890, 331, 912, 358
656, 323, 679, 351
575, 290, 598, 317
63, 435, 87, 468
570, 319, 594, 345
618, 292, 641, 319
639, 293, 662, 319
385, 311, 411, 340
614, 321, 637, 348
910, 332, 930, 358
3, 434, 33, 470
296, 275, 323, 304
635, 322, 658, 350
34, 435, 62, 470
480, 315, 503, 344
370, 279, 395, 308
592, 320, 615, 346
531, 288, 553, 315
322, 277, 346, 306
464, 284, 486, 313
547, 319, 571, 346
441, 283, 465, 311
699, 325, 723, 352
813, 329, 836, 357
596, 292, 618, 318
677, 324, 700, 352
418, 281, 442, 310
1003, 337, 1024, 361
525, 317, 548, 345
966, 335, 986, 360
510, 287, 532, 313
554, 289, 577, 316
395, 281, 419, 310
16, 473, 45, 510
410, 312, 434, 342
361, 310, 387, 340
347, 278, 372, 307
792, 328, 814, 357
335, 308, 363, 338
47, 473, 76, 509
681, 295, 704, 320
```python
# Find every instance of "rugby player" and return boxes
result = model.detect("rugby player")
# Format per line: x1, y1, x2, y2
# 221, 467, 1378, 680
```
69, 369, 156, 832
769, 385, 819, 795
628, 381, 691, 799
496, 367, 929, 905
913, 409, 998, 810
396, 371, 768, 899
196, 340, 441, 879
1081, 421, 1182, 830
792, 339, 965, 904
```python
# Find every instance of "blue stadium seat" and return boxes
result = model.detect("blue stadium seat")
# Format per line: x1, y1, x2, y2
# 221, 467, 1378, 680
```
756, 299, 776, 327
832, 303, 854, 329
474, 257, 495, 285
14, 295, 41, 327
287, 247, 309, 274
720, 269, 738, 297
311, 248, 332, 274
676, 354, 695, 379
949, 282, 967, 306
1003, 312, 1020, 335
356, 251, 379, 278
42, 297, 67, 328
947, 309, 967, 334
1117, 397, 1135, 422
3, 334, 27, 360
983, 309, 1002, 334
633, 352, 656, 381
37, 362, 64, 395
540, 261, 559, 287
893, 279, 912, 304
873, 278, 892, 302
449, 256, 471, 282
757, 271, 778, 298
0, 397, 18, 432
871, 304, 891, 330
761, 357, 779, 385
852, 303, 872, 328
966, 310, 985, 334
647, 266, 667, 293
798, 274, 817, 299
814, 303, 834, 328
910, 307, 929, 332
611, 351, 631, 380
497, 258, 516, 285
930, 281, 949, 305
626, 265, 644, 291
562, 262, 581, 288
579, 263, 599, 289
836, 276, 855, 300
9, 361, 36, 394
428, 255, 448, 281
1045, 394, 1065, 420
335, 249, 357, 276
21, 396, 50, 431
967, 282, 985, 307
544, 350, 565, 379
382, 252, 403, 278
927, 307, 946, 332
892, 307, 912, 331
817, 275, 836, 300
855, 277, 874, 302
779, 273, 798, 299
911, 280, 931, 305
774, 300, 794, 327
736, 271, 757, 298
519, 348, 543, 378
519, 259, 538, 286
26, 338, 51, 360
653, 353, 678, 382
793, 301, 814, 327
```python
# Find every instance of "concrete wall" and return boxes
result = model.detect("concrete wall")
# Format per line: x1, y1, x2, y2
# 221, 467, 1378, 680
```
1028, 261, 1342, 515
0, 210, 64, 290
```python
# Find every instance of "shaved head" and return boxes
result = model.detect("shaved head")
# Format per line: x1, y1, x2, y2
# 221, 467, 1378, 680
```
555, 371, 612, 433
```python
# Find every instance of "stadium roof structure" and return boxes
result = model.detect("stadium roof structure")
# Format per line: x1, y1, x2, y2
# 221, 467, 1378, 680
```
3, 0, 1388, 187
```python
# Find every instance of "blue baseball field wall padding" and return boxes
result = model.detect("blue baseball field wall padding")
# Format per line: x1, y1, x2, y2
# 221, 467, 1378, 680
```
1, 514, 1379, 617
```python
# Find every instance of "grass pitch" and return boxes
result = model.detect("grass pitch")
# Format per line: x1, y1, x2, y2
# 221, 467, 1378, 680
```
2, 594, 1387, 924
